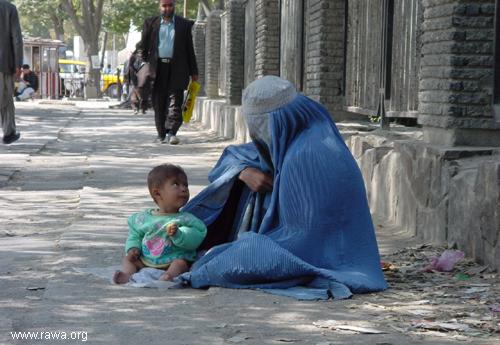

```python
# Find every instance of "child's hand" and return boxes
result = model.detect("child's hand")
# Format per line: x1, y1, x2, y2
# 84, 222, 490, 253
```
166, 223, 178, 237
126, 248, 141, 261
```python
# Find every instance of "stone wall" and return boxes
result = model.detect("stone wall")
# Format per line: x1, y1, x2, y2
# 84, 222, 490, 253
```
348, 131, 500, 270
225, 0, 246, 105
419, 0, 500, 146
304, 0, 346, 115
205, 10, 223, 98
193, 19, 206, 96
254, 0, 280, 77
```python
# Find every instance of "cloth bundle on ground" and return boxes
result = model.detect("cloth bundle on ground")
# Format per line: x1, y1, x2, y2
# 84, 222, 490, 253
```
181, 76, 387, 300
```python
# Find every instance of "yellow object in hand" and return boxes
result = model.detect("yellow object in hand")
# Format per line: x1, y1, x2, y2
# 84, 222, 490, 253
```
182, 80, 201, 123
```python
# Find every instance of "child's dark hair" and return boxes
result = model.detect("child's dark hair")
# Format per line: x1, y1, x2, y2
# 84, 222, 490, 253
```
147, 164, 187, 198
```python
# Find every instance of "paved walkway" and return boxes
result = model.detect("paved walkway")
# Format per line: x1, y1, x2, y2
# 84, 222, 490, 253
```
1, 101, 498, 345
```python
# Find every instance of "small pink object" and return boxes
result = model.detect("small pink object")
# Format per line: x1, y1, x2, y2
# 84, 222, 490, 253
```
423, 250, 465, 272
489, 305, 500, 313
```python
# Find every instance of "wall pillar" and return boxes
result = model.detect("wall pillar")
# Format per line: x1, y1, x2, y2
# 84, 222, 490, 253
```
255, 0, 280, 77
193, 5, 207, 95
205, 10, 223, 98
304, 0, 346, 115
225, 0, 246, 105
419, 1, 500, 146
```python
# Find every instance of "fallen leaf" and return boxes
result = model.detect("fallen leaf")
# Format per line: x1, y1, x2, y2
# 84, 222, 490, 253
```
313, 320, 387, 334
411, 320, 470, 332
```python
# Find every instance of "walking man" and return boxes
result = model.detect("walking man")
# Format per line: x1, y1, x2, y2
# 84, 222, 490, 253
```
0, 0, 23, 144
137, 0, 198, 145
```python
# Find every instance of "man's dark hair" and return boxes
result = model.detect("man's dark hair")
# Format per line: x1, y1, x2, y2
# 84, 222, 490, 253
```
147, 164, 186, 197
22, 64, 30, 69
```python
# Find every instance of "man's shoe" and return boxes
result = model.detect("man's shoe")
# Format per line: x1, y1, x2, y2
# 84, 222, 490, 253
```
3, 132, 20, 144
169, 135, 180, 145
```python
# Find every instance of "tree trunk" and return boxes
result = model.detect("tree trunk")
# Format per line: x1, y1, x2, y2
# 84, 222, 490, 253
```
51, 15, 65, 41
63, 0, 105, 97
85, 41, 101, 97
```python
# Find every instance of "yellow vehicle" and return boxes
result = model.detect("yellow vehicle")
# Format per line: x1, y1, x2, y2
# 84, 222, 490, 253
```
101, 65, 125, 98
59, 59, 86, 97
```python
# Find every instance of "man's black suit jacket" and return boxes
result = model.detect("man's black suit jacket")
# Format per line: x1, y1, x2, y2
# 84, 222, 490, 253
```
137, 15, 198, 90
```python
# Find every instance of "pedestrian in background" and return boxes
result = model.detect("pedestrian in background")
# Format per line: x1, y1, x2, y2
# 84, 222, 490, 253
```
136, 0, 198, 145
0, 0, 23, 144
128, 50, 150, 115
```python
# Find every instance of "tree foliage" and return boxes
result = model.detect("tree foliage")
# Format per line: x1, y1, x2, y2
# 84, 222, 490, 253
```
14, 0, 68, 40
15, 0, 221, 39
103, 0, 219, 35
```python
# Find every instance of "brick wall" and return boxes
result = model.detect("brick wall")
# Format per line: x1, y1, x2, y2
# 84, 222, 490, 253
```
418, 0, 500, 145
304, 0, 346, 115
254, 0, 280, 77
193, 20, 206, 95
205, 10, 223, 98
225, 0, 246, 105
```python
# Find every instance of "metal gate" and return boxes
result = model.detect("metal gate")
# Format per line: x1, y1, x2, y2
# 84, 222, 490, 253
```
280, 0, 305, 91
345, 0, 421, 118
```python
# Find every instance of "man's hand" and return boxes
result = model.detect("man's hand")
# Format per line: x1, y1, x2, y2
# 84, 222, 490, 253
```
191, 74, 199, 82
238, 167, 273, 193
126, 248, 141, 262
167, 223, 178, 237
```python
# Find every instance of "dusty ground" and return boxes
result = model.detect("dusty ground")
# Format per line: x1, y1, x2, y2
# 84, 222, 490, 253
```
0, 101, 498, 345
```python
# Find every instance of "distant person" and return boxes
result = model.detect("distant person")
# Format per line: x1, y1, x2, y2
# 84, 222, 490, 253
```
113, 164, 207, 284
128, 50, 149, 115
15, 64, 38, 101
136, 0, 198, 145
0, 0, 23, 144
103, 64, 112, 74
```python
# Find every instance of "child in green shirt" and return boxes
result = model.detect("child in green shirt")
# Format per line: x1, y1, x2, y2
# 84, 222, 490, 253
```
113, 164, 207, 284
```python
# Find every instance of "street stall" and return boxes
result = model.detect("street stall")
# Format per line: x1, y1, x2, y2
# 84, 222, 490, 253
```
23, 37, 66, 99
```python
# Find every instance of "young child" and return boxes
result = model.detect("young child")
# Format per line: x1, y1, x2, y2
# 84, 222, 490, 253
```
113, 164, 207, 284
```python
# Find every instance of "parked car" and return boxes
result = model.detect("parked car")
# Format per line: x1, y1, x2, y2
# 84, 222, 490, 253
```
59, 59, 86, 98
101, 65, 125, 98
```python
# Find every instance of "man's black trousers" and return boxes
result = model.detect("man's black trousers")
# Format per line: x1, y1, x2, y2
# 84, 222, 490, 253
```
152, 61, 184, 139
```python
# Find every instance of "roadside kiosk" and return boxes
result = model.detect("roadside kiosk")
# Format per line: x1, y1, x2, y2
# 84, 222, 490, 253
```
23, 37, 66, 99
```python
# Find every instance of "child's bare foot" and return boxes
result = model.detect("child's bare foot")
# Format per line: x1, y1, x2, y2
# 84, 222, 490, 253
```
159, 273, 173, 281
113, 270, 131, 284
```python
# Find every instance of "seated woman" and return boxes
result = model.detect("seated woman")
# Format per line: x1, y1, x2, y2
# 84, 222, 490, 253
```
182, 76, 387, 299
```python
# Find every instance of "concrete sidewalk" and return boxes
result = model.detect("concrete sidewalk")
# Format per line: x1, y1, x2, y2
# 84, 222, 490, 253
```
1, 101, 498, 345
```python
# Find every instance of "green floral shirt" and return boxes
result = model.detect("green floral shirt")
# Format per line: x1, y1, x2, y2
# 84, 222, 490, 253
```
125, 209, 207, 268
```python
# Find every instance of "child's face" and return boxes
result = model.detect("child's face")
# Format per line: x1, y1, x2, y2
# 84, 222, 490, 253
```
155, 174, 190, 213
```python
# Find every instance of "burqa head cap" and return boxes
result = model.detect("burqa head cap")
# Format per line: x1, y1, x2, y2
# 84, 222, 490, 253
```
242, 76, 297, 117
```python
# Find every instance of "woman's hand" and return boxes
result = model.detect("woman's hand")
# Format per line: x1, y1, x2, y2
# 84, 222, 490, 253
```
238, 167, 273, 193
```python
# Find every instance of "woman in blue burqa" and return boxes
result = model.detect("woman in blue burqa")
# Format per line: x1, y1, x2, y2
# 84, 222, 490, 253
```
182, 76, 387, 300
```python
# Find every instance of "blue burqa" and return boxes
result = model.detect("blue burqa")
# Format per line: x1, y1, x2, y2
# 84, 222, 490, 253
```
182, 94, 387, 300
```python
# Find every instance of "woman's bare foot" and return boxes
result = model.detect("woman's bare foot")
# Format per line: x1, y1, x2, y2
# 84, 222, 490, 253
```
113, 270, 131, 284
159, 273, 173, 281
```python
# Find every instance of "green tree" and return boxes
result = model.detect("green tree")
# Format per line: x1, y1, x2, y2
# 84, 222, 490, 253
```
15, 0, 68, 40
103, 0, 219, 36
62, 0, 105, 96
